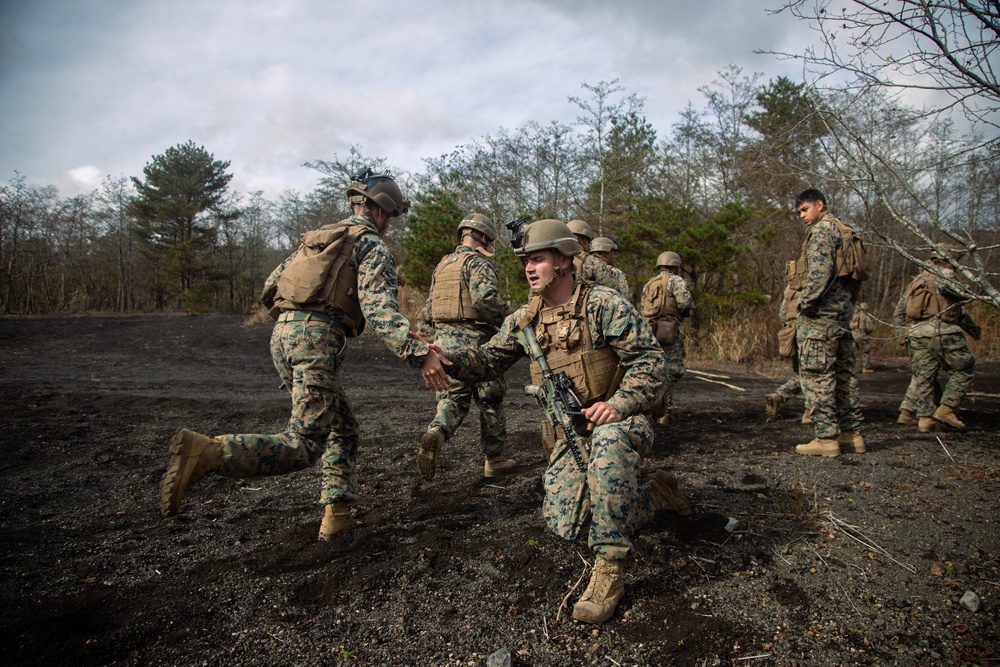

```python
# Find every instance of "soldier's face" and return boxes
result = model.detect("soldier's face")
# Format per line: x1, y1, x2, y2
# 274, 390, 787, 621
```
797, 200, 825, 225
524, 250, 566, 291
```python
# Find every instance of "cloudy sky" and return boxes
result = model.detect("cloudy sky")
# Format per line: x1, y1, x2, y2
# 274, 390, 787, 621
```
0, 0, 815, 198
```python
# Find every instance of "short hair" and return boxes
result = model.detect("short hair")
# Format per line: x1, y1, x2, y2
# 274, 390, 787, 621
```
795, 188, 826, 208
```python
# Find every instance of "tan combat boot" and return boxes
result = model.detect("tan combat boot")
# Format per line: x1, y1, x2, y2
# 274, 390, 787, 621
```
897, 409, 916, 425
764, 393, 783, 422
159, 428, 222, 517
837, 430, 866, 454
648, 470, 693, 516
318, 501, 353, 541
572, 556, 625, 624
656, 409, 672, 426
932, 405, 966, 429
801, 408, 814, 425
918, 417, 941, 432
484, 455, 518, 478
795, 438, 840, 457
416, 427, 445, 481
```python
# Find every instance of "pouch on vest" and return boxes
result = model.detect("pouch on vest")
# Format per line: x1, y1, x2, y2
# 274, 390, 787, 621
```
277, 227, 352, 304
905, 274, 958, 323
654, 319, 678, 346
641, 280, 663, 319
833, 220, 869, 283
778, 322, 797, 358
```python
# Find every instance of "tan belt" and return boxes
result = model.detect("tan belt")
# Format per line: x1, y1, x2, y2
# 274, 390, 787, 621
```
276, 310, 333, 324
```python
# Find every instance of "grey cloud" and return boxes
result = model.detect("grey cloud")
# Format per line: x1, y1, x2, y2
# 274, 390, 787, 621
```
0, 0, 810, 199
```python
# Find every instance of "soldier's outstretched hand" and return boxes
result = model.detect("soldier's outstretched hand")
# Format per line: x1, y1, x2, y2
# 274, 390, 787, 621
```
411, 332, 451, 391
582, 401, 621, 425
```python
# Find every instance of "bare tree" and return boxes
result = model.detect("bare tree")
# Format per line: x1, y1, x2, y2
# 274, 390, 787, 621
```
569, 80, 645, 233
94, 175, 137, 312
764, 0, 1000, 308
769, 0, 999, 128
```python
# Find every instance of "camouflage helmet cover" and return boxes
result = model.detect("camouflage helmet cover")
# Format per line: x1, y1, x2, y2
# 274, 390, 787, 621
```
566, 219, 595, 240
458, 213, 496, 241
657, 251, 682, 268
346, 168, 410, 217
522, 219, 581, 257
591, 236, 618, 253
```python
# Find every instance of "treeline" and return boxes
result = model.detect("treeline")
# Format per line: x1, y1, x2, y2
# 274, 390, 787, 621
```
2, 69, 998, 359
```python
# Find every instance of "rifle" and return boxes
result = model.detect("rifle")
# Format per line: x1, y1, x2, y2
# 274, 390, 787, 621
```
505, 216, 529, 253
516, 321, 590, 472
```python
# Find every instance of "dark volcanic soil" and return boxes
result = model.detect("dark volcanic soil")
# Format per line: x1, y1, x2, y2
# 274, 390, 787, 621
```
0, 314, 997, 666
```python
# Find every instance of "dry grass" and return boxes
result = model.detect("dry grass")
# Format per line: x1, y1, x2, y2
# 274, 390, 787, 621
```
688, 308, 777, 364
967, 301, 1000, 359
397, 285, 427, 323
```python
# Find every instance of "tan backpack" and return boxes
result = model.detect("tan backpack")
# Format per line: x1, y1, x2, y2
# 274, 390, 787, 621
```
269, 223, 376, 336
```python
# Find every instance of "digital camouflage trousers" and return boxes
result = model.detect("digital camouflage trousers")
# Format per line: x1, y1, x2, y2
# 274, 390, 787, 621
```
899, 333, 974, 417
426, 323, 507, 457
796, 317, 862, 438
660, 335, 686, 408
543, 415, 658, 561
215, 319, 359, 505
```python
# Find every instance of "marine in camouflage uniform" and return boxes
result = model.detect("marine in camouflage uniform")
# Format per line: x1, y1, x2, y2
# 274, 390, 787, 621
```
158, 170, 450, 541
640, 251, 692, 424
567, 220, 631, 297
415, 213, 516, 480
850, 302, 875, 373
893, 257, 980, 432
590, 236, 632, 302
426, 219, 693, 625
790, 189, 864, 457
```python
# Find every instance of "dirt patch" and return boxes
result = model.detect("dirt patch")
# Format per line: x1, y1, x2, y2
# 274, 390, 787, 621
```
1, 314, 997, 666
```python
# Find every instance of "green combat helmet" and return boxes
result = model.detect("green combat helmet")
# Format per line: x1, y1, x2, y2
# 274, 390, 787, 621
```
591, 237, 618, 253
566, 219, 595, 240
346, 168, 410, 217
458, 213, 496, 242
656, 251, 682, 268
522, 219, 581, 257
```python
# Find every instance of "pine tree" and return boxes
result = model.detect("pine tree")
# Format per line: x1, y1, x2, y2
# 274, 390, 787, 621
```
130, 141, 233, 309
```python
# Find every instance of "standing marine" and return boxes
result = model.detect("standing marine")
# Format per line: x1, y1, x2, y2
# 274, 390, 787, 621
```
590, 236, 631, 301
893, 250, 980, 432
566, 219, 631, 297
850, 302, 875, 373
423, 219, 692, 624
415, 213, 517, 479
787, 188, 866, 457
158, 168, 451, 540
640, 251, 693, 425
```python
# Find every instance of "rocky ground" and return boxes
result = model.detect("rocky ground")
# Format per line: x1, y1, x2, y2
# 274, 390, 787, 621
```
0, 313, 997, 666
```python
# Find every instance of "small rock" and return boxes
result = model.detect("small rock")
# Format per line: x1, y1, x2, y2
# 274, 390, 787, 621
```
486, 648, 511, 667
487, 648, 512, 667
724, 518, 739, 533
959, 591, 981, 613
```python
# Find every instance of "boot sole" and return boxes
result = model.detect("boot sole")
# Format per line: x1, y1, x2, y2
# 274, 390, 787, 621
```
160, 428, 197, 517
416, 431, 443, 481
764, 396, 781, 422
